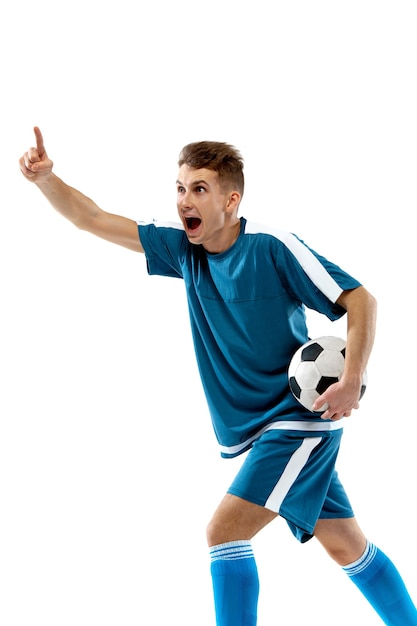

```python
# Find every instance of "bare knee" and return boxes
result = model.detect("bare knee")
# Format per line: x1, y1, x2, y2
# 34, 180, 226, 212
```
206, 516, 224, 547
314, 517, 367, 566
323, 542, 366, 566
206, 503, 243, 546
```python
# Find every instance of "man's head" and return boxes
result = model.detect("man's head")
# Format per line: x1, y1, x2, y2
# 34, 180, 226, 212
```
176, 142, 244, 253
178, 141, 244, 197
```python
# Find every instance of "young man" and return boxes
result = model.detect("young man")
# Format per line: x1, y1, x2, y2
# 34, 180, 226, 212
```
20, 127, 417, 625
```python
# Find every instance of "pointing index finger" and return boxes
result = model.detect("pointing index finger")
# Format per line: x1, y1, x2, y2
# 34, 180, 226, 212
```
34, 126, 45, 157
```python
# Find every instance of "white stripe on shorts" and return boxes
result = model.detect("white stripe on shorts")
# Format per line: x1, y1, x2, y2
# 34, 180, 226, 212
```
264, 437, 322, 513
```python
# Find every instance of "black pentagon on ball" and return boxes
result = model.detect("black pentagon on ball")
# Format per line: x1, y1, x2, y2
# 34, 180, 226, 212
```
301, 342, 324, 361
316, 376, 339, 395
289, 376, 302, 399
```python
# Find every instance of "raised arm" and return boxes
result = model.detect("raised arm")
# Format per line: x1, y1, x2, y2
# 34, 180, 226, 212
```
19, 127, 144, 253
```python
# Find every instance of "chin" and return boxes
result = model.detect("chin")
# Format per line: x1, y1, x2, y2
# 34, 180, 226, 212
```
186, 234, 203, 246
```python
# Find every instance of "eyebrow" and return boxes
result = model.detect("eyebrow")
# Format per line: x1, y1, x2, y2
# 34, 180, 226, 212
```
176, 179, 209, 187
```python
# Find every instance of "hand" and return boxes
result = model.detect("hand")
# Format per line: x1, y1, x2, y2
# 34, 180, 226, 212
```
19, 127, 53, 182
312, 379, 361, 421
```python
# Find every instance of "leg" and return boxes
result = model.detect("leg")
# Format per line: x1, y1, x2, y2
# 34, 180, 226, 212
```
207, 429, 345, 625
314, 516, 367, 565
315, 517, 417, 625
207, 493, 277, 546
207, 494, 277, 626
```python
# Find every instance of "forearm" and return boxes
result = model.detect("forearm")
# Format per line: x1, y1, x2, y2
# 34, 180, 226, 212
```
313, 286, 377, 418
35, 173, 102, 231
339, 286, 377, 382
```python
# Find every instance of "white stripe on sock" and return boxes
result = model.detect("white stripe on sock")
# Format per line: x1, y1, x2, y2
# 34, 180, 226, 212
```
210, 541, 254, 562
343, 541, 377, 576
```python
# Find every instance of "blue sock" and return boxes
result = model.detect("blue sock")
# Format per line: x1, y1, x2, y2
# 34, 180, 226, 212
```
343, 541, 417, 625
210, 540, 259, 626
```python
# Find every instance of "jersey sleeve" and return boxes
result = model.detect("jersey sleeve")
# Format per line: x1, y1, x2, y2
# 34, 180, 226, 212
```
138, 221, 187, 279
275, 233, 362, 320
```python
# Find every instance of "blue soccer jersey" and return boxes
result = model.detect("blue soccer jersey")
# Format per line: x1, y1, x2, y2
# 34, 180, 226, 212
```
138, 217, 361, 457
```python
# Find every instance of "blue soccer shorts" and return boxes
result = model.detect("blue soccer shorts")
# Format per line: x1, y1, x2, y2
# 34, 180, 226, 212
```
227, 427, 354, 543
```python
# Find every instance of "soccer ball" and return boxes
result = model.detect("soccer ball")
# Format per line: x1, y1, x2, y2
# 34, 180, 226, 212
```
288, 336, 367, 413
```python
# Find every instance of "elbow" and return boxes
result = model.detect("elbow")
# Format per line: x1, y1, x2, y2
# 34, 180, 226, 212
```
356, 286, 378, 328
364, 287, 377, 316
72, 211, 98, 233
338, 286, 377, 316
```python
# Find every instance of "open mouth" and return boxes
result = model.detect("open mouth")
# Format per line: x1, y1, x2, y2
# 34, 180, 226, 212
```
185, 217, 202, 231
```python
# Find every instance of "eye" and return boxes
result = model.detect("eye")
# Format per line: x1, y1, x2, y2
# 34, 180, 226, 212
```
196, 186, 206, 193
177, 185, 185, 194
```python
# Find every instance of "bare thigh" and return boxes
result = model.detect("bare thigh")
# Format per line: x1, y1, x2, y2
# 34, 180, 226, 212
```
314, 517, 367, 566
206, 494, 367, 567
206, 493, 278, 547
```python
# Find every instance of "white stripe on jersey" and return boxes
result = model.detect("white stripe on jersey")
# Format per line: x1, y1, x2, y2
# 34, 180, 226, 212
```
264, 436, 322, 512
219, 419, 344, 456
245, 221, 343, 303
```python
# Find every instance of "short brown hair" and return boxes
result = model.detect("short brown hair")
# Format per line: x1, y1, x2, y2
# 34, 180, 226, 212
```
178, 141, 244, 196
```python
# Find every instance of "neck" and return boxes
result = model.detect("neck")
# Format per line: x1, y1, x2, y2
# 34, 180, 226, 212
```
204, 218, 241, 254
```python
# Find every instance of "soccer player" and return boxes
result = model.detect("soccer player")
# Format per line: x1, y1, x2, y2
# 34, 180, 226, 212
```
20, 127, 417, 625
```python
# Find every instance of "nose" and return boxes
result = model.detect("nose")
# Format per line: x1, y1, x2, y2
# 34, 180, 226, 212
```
178, 189, 192, 210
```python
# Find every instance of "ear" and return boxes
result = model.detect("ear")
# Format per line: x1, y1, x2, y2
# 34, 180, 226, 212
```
226, 190, 241, 214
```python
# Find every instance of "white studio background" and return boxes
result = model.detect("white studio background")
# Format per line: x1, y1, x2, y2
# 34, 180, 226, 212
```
1, 1, 416, 625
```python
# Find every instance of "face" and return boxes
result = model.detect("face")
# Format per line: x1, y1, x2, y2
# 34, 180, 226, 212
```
176, 165, 241, 253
